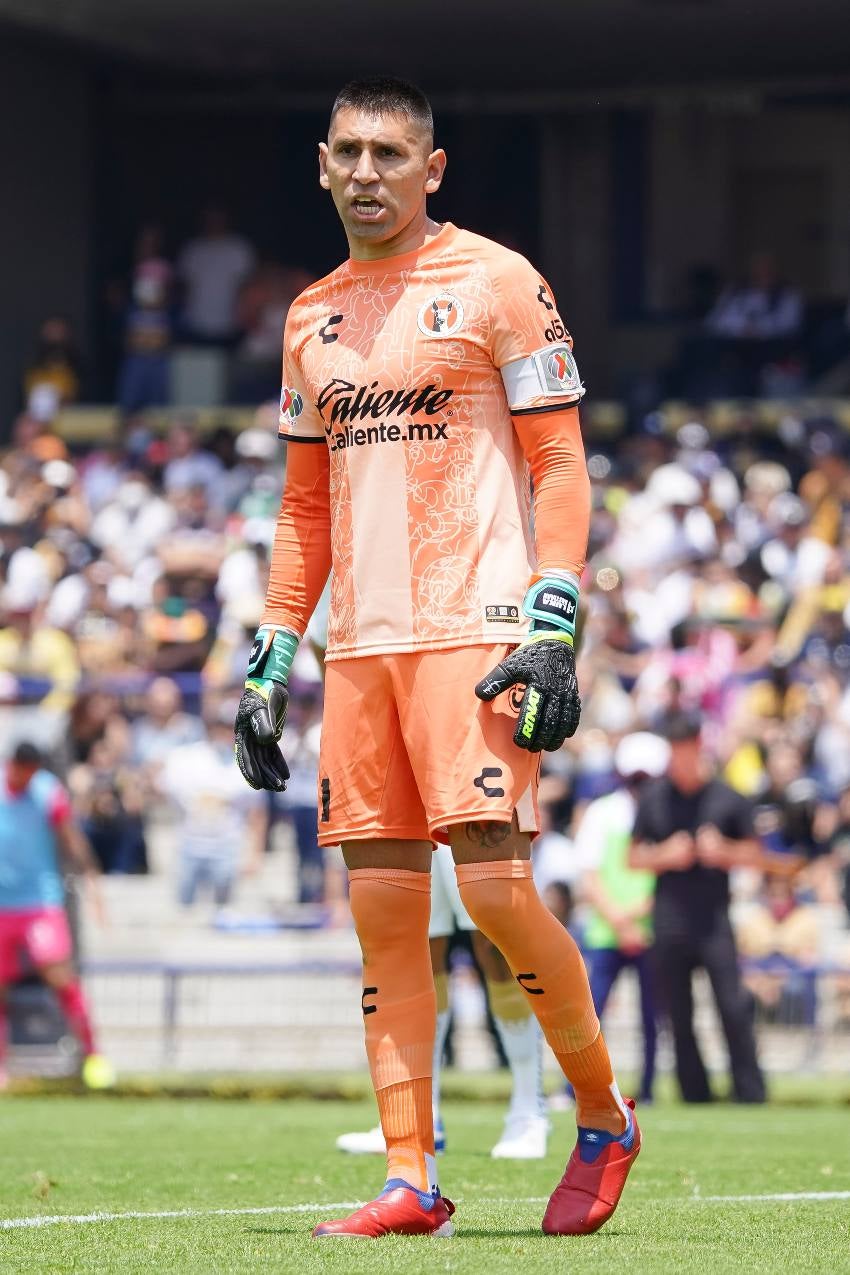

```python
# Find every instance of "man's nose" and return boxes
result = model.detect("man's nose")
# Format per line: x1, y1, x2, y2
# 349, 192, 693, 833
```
352, 150, 379, 183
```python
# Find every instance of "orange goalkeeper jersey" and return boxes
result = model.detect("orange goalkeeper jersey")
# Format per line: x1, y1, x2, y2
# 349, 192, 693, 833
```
277, 222, 585, 660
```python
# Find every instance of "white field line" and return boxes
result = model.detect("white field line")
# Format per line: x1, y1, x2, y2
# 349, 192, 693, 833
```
0, 1202, 361, 1231
2, 1190, 848, 1231
700, 1191, 850, 1203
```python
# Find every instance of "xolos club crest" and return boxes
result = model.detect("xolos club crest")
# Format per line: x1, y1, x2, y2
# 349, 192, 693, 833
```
417, 291, 465, 338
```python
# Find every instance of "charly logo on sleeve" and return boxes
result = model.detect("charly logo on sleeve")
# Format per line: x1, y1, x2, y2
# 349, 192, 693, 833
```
417, 291, 465, 338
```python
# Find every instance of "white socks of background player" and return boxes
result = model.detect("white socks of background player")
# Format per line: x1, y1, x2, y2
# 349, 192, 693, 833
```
431, 1008, 451, 1125
494, 1012, 545, 1121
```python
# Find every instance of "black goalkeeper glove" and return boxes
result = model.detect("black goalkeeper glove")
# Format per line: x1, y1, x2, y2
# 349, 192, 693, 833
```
475, 573, 581, 752
234, 626, 298, 791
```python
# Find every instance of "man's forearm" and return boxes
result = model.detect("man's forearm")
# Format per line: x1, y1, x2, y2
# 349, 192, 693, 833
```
717, 836, 763, 870
583, 872, 628, 928
513, 406, 590, 577
629, 840, 663, 872
56, 820, 98, 876
263, 441, 332, 636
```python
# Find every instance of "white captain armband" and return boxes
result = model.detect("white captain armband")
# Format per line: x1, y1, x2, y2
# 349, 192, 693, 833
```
501, 344, 585, 414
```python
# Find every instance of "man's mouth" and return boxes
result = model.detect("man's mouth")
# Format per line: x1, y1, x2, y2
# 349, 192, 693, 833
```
351, 196, 384, 220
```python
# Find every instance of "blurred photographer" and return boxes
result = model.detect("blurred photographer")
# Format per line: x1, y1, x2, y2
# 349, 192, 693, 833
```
629, 711, 766, 1104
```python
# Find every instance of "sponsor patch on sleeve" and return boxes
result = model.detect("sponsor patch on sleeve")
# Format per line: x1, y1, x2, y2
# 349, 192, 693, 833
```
500, 344, 585, 411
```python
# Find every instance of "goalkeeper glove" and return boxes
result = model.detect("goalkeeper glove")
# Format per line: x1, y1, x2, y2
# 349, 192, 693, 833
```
475, 573, 581, 752
234, 626, 297, 791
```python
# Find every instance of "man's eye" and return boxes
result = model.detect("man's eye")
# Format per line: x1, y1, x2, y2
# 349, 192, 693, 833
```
379, 148, 398, 158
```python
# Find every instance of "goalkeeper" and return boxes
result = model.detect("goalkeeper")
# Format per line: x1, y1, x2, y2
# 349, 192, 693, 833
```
235, 74, 639, 1241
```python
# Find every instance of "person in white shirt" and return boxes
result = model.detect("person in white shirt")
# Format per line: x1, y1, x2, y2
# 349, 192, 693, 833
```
162, 704, 266, 907
177, 206, 256, 343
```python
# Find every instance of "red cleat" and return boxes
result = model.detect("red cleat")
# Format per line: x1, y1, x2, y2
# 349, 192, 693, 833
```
312, 1182, 456, 1239
542, 1099, 641, 1236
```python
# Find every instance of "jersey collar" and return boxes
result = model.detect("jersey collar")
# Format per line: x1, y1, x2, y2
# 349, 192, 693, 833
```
346, 222, 458, 277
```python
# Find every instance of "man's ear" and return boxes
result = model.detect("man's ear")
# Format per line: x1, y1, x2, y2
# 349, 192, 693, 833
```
424, 148, 447, 196
318, 141, 330, 190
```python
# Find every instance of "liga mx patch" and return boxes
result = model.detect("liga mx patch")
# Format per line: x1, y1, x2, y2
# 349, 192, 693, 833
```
539, 345, 582, 396
486, 604, 520, 623
279, 385, 304, 422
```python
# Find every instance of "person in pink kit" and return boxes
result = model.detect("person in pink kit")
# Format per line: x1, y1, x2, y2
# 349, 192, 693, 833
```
0, 742, 112, 1089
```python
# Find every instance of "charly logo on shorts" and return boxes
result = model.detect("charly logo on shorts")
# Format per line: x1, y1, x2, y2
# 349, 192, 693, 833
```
279, 385, 304, 420
417, 291, 465, 338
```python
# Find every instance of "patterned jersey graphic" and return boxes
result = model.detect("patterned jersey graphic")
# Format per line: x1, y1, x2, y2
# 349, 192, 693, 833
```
279, 223, 583, 659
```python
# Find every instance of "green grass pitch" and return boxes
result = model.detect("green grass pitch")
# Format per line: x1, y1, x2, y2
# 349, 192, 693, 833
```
1, 1088, 849, 1274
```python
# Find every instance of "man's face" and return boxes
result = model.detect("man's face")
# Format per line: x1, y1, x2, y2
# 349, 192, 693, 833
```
668, 735, 702, 781
7, 761, 37, 793
319, 108, 445, 255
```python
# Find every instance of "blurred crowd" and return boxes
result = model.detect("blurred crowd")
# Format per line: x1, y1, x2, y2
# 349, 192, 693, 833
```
6, 210, 850, 1059
19, 226, 850, 424
1, 389, 850, 941
22, 207, 313, 419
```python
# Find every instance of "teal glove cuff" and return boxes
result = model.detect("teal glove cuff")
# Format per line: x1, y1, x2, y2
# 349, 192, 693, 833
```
522, 574, 580, 643
246, 625, 299, 690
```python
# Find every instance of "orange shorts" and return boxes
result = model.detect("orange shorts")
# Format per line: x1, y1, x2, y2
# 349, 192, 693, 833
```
317, 645, 540, 846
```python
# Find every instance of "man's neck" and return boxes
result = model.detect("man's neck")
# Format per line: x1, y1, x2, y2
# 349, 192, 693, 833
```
347, 213, 443, 263
668, 769, 708, 795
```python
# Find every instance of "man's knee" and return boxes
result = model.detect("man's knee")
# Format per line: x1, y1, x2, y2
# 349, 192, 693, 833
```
448, 816, 530, 865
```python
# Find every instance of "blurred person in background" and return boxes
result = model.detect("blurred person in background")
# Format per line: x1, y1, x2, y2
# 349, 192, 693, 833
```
176, 204, 256, 345
162, 421, 224, 507
22, 315, 83, 409
140, 576, 213, 684
231, 264, 312, 402
89, 469, 175, 572
705, 252, 802, 344
752, 738, 825, 875
162, 701, 266, 909
575, 733, 668, 1105
0, 579, 80, 711
0, 742, 112, 1089
630, 711, 766, 1104
130, 676, 203, 780
117, 225, 173, 414
736, 872, 820, 1026
74, 745, 148, 876
280, 683, 326, 905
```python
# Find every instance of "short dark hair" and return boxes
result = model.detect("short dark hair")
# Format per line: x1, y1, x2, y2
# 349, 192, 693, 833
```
11, 742, 42, 768
660, 711, 702, 743
330, 76, 433, 140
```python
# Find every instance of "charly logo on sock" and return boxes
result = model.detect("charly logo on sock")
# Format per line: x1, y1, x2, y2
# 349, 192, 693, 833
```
516, 973, 544, 995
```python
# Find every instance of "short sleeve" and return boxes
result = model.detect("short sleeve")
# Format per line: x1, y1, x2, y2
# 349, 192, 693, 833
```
47, 783, 72, 827
278, 309, 326, 443
488, 252, 585, 413
632, 784, 661, 844
716, 785, 755, 840
32, 772, 72, 827
573, 801, 607, 872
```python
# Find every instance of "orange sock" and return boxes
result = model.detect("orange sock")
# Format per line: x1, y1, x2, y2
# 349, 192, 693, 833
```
348, 868, 437, 1194
456, 859, 627, 1134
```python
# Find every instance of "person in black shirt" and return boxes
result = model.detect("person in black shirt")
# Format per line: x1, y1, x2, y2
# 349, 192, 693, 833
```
629, 711, 766, 1103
